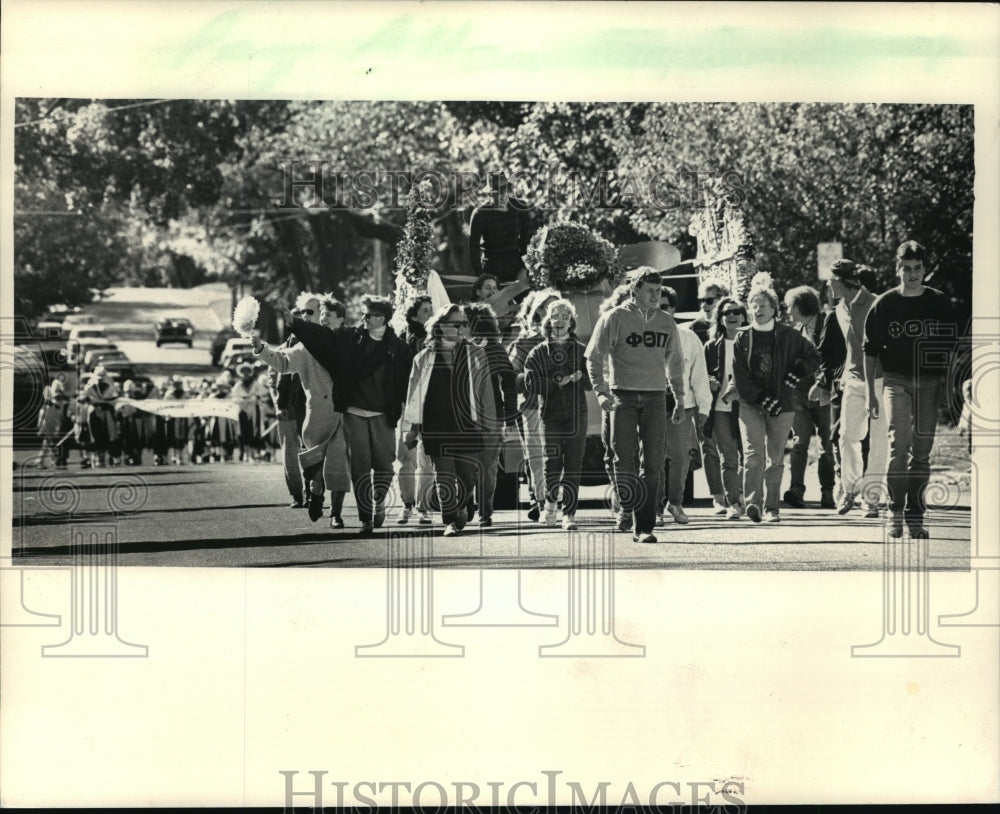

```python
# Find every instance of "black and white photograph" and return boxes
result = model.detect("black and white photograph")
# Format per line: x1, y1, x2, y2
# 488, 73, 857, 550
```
2, 1, 998, 808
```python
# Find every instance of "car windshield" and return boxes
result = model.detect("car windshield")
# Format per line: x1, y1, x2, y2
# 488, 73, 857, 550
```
76, 329, 104, 338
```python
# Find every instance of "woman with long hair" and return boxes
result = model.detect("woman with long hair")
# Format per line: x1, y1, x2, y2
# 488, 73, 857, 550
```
465, 301, 518, 527
524, 299, 592, 530
732, 273, 822, 523
507, 288, 560, 522
403, 304, 497, 537
703, 295, 749, 518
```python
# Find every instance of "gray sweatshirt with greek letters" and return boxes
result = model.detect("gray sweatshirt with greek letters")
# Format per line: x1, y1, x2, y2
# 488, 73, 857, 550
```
585, 301, 685, 399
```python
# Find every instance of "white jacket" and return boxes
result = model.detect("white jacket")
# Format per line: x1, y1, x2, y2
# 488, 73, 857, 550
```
677, 325, 712, 415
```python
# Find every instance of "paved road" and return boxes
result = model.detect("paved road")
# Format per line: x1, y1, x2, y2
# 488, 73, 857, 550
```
11, 452, 972, 570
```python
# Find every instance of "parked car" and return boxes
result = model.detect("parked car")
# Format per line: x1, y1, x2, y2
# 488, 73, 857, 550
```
100, 360, 138, 383
155, 317, 194, 348
34, 320, 66, 340
219, 338, 256, 370
83, 348, 128, 372
210, 327, 240, 366
60, 312, 98, 334
66, 326, 109, 365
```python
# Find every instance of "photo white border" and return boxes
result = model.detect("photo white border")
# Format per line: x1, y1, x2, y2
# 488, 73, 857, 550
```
2, 1, 998, 806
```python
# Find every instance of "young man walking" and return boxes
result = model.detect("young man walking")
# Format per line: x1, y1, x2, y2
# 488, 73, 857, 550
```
586, 268, 686, 544
864, 241, 962, 538
828, 260, 887, 518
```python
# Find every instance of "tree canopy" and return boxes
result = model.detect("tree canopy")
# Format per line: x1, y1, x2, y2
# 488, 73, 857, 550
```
14, 99, 973, 322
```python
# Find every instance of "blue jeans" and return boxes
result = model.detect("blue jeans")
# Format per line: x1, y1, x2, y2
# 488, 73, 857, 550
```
883, 374, 941, 521
543, 413, 588, 517
610, 390, 667, 535
343, 412, 396, 522
739, 405, 795, 512
789, 400, 835, 497
660, 406, 699, 507
711, 410, 743, 507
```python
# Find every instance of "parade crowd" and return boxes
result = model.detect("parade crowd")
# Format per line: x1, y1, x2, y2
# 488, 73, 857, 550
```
34, 240, 965, 542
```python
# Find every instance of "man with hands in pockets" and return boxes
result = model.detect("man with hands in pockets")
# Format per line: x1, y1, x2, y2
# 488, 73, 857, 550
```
586, 268, 686, 544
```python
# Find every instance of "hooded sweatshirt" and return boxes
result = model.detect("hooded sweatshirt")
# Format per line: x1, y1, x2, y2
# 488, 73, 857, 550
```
585, 301, 685, 400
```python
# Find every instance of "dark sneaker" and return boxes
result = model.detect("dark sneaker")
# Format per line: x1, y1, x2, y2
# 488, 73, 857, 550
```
908, 522, 930, 539
633, 532, 657, 544
330, 514, 344, 529
820, 490, 836, 509
746, 505, 762, 523
616, 511, 633, 532
887, 516, 905, 538
527, 503, 541, 522
782, 490, 805, 509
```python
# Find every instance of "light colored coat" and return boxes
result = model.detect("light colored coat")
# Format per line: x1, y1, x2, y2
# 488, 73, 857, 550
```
257, 343, 340, 448
256, 342, 350, 493
677, 325, 713, 415
403, 341, 497, 432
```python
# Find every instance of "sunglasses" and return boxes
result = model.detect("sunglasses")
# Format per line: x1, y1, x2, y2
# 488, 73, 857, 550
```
299, 309, 315, 316
363, 312, 385, 320
722, 308, 745, 317
700, 296, 718, 305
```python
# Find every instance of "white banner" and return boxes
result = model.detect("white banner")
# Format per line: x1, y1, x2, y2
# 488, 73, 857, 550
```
116, 398, 241, 421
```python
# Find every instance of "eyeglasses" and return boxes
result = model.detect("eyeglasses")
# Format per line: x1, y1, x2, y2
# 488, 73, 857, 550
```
722, 309, 745, 317
363, 312, 385, 320
300, 309, 315, 316
442, 320, 468, 328
700, 297, 718, 305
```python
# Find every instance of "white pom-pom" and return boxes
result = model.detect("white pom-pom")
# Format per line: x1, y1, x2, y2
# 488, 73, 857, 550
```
232, 295, 260, 338
749, 271, 774, 291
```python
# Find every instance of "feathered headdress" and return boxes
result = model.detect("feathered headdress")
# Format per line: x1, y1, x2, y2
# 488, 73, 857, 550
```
748, 271, 775, 292
232, 295, 260, 338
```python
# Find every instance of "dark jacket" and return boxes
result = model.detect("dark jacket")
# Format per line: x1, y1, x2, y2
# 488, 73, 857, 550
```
290, 317, 413, 428
480, 340, 519, 428
402, 319, 427, 358
732, 323, 821, 413
508, 331, 544, 397
703, 334, 736, 436
816, 309, 847, 389
524, 338, 592, 422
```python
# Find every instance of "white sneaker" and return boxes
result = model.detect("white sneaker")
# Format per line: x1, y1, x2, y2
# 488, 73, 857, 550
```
544, 502, 559, 527
764, 509, 781, 523
397, 506, 413, 525
417, 509, 432, 525
712, 495, 728, 515
666, 503, 690, 525
610, 492, 622, 514
443, 523, 459, 537
726, 505, 743, 520
561, 515, 578, 531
